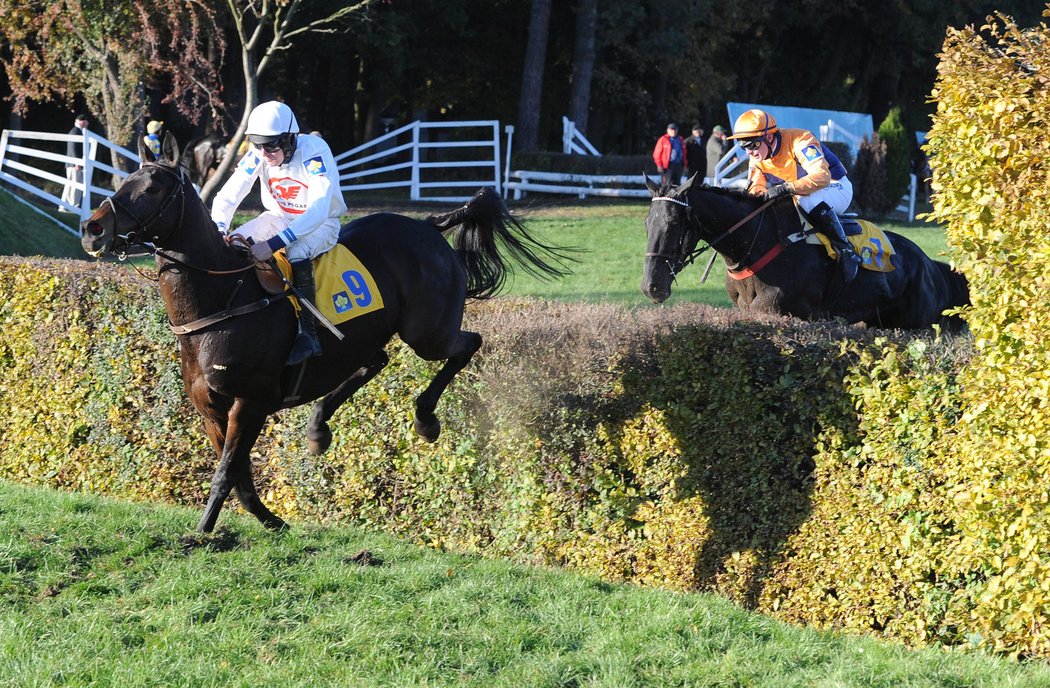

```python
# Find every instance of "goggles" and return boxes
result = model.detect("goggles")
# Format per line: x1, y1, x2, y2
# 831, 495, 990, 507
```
254, 137, 286, 153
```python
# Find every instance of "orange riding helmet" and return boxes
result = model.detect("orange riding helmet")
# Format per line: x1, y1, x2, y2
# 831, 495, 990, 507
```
728, 109, 778, 140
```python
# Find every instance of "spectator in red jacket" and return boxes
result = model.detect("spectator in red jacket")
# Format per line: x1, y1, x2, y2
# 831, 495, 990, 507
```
652, 122, 687, 187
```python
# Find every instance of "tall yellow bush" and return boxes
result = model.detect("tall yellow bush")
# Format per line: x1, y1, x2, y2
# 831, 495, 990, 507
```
924, 8, 1050, 656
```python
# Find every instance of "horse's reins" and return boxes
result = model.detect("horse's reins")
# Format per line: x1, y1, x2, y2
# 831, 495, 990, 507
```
101, 162, 259, 278
96, 161, 296, 335
648, 195, 776, 276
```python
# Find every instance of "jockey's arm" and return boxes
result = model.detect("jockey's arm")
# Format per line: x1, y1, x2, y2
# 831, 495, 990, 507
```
210, 152, 261, 234
784, 131, 831, 196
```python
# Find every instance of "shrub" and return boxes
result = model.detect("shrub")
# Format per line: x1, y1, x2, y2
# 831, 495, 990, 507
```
878, 107, 912, 209
920, 8, 1050, 656
851, 134, 889, 214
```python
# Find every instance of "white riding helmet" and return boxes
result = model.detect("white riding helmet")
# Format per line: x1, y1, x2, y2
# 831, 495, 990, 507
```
245, 100, 300, 158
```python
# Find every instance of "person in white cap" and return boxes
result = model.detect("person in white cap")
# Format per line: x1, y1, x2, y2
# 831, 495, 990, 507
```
143, 120, 164, 157
210, 100, 347, 364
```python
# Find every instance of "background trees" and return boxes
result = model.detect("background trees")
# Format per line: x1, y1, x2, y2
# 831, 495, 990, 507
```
0, 0, 1043, 161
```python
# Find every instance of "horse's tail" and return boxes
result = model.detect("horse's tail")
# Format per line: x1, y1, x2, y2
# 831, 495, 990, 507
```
426, 187, 574, 299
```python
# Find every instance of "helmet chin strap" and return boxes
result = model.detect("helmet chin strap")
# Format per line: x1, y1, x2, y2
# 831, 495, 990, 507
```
281, 132, 298, 160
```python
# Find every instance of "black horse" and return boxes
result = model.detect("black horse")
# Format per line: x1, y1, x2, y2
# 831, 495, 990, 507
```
178, 133, 228, 189
82, 133, 568, 533
642, 175, 969, 330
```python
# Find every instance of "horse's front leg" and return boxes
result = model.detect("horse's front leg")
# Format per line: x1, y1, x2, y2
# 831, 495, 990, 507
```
307, 349, 389, 456
412, 331, 482, 442
197, 398, 284, 532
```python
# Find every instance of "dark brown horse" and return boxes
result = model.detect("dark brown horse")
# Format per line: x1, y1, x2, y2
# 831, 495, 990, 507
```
82, 133, 568, 533
642, 174, 969, 330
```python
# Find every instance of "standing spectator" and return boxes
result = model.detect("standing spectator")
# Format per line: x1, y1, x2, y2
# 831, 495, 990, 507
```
706, 125, 732, 182
652, 122, 687, 187
143, 120, 164, 157
684, 123, 705, 179
60, 113, 90, 212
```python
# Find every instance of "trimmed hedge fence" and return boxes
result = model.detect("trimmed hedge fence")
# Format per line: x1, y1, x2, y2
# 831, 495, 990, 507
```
4, 254, 1026, 656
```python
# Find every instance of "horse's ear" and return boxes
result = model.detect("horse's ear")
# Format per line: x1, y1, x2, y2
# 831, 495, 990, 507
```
679, 173, 698, 195
161, 131, 180, 166
644, 172, 661, 196
138, 136, 155, 166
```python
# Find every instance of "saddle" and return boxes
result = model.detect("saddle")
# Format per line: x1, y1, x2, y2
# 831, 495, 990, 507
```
788, 211, 897, 273
256, 250, 294, 295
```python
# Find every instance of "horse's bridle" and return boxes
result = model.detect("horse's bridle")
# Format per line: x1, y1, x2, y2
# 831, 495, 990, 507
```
647, 194, 776, 276
645, 195, 708, 277
99, 162, 258, 277
101, 162, 188, 253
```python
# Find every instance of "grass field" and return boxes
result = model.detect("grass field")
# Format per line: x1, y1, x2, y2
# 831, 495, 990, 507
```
3, 480, 1048, 687
1, 187, 952, 310
0, 187, 84, 258
499, 198, 952, 307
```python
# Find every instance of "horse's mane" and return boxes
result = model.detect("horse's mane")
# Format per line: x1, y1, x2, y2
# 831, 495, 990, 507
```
692, 183, 762, 206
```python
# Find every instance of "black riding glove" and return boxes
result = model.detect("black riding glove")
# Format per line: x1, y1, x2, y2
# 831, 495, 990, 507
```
763, 184, 793, 201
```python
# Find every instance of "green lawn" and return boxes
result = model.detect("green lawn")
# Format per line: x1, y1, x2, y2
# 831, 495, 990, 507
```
502, 199, 953, 307
2, 187, 954, 312
0, 187, 84, 258
2, 480, 1047, 688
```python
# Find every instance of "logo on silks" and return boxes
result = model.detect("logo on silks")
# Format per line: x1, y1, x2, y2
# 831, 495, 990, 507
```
239, 151, 261, 176
267, 177, 308, 214
305, 156, 327, 176
801, 145, 823, 162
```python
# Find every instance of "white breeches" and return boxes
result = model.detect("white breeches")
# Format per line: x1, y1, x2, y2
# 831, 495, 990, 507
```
797, 176, 853, 215
229, 212, 340, 262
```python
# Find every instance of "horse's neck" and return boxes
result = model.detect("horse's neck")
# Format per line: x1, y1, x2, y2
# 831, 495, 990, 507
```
156, 205, 253, 322
694, 192, 781, 262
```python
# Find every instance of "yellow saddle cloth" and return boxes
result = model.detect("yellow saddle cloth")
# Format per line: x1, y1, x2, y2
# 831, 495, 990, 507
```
804, 219, 896, 273
311, 244, 385, 324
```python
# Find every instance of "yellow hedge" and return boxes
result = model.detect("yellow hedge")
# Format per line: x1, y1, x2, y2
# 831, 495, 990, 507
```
920, 8, 1050, 657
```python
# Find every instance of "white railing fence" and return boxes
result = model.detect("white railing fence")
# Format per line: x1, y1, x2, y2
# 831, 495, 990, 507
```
562, 117, 600, 156
0, 128, 139, 235
1, 119, 918, 222
334, 120, 502, 203
505, 170, 654, 200
710, 144, 749, 189
819, 119, 862, 154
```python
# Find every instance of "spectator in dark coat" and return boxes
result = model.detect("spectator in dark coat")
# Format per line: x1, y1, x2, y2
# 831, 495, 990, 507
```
60, 113, 90, 211
706, 125, 732, 182
684, 123, 706, 179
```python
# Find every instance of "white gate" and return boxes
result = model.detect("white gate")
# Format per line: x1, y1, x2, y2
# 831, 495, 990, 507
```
0, 128, 139, 234
334, 120, 502, 202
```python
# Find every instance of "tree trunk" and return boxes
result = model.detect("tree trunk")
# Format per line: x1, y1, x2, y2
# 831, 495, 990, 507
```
516, 0, 552, 152
569, 0, 598, 135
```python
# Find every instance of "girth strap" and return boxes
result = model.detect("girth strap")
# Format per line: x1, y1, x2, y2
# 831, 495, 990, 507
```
727, 241, 785, 280
170, 293, 290, 335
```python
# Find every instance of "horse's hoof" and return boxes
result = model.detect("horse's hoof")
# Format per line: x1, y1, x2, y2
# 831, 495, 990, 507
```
263, 516, 289, 531
307, 425, 332, 456
414, 416, 441, 443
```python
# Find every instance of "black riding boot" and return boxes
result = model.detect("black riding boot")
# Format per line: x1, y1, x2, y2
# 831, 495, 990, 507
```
811, 202, 861, 283
287, 260, 323, 365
